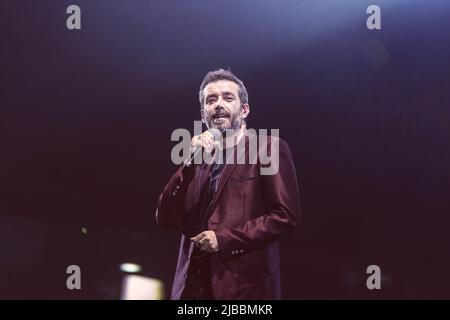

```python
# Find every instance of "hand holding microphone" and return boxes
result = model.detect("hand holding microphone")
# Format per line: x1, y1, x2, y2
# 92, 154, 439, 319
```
185, 128, 222, 166
191, 128, 222, 153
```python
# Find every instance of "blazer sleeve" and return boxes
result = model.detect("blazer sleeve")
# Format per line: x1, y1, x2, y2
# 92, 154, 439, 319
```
214, 138, 301, 260
155, 163, 196, 228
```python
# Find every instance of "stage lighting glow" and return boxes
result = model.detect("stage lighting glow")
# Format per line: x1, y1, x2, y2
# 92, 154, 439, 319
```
121, 275, 164, 300
120, 263, 142, 273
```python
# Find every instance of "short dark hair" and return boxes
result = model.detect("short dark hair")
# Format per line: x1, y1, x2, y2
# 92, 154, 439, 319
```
199, 69, 248, 110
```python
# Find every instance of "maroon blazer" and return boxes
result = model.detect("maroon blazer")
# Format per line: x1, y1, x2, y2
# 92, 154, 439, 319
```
156, 131, 301, 299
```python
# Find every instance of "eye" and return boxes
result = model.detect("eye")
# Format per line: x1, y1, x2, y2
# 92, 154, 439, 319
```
207, 97, 217, 104
225, 96, 234, 101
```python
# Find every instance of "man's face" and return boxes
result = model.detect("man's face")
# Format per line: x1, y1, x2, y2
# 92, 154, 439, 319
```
202, 80, 249, 133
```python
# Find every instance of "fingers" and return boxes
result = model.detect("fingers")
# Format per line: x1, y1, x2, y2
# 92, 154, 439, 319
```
192, 131, 221, 154
191, 232, 209, 250
191, 135, 204, 151
190, 232, 204, 243
190, 231, 218, 253
192, 135, 201, 150
201, 132, 215, 151
199, 240, 214, 253
199, 239, 210, 251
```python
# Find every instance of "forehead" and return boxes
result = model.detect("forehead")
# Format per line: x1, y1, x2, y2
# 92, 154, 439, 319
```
203, 80, 240, 97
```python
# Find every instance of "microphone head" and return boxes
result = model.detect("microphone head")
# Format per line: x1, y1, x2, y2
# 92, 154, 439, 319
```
207, 128, 222, 141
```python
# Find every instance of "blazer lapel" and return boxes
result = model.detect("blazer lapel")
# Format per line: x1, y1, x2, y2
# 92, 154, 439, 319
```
208, 131, 254, 212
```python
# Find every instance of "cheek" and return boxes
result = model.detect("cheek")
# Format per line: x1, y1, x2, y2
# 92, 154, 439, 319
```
230, 103, 242, 113
205, 107, 214, 117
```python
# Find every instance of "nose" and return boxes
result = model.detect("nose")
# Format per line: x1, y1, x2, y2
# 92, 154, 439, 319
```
214, 98, 225, 111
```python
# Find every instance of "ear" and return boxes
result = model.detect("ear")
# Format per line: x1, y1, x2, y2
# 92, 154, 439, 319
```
241, 103, 250, 119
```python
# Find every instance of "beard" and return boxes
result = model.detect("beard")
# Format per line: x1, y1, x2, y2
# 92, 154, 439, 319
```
206, 109, 243, 133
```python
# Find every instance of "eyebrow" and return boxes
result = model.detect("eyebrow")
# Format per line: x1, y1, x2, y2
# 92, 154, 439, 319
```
223, 91, 235, 97
205, 91, 236, 102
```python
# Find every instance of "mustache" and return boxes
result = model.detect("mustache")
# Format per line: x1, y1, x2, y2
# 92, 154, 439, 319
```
211, 111, 230, 118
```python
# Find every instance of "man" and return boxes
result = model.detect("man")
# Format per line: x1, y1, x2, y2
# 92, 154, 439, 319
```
156, 69, 301, 299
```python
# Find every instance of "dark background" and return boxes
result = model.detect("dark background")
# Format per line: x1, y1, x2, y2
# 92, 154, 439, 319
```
1, 0, 449, 299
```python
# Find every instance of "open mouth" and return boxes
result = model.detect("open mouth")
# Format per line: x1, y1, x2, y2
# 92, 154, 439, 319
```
212, 113, 230, 124
213, 113, 230, 120
212, 113, 230, 123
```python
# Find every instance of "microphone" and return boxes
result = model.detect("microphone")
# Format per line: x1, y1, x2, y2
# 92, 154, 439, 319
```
185, 128, 222, 167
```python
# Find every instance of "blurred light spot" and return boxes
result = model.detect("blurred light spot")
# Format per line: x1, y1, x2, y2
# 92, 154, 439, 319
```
121, 275, 164, 300
120, 263, 142, 273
